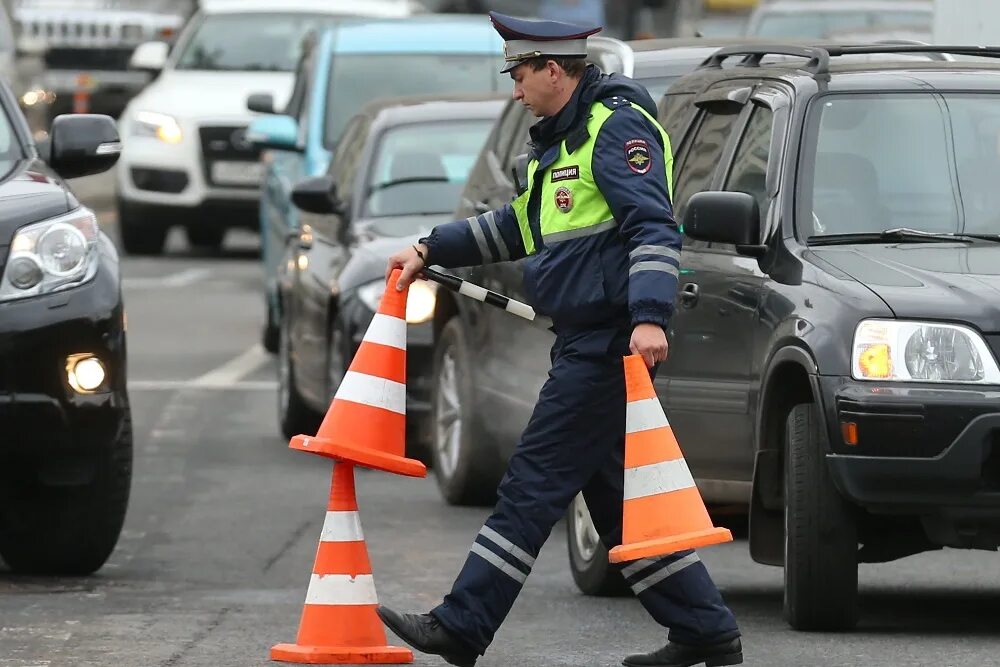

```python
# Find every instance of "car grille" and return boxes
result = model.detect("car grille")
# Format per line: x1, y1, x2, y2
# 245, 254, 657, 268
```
44, 46, 134, 71
198, 126, 261, 189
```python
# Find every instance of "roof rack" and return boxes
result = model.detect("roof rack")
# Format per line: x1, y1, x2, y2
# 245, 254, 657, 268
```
700, 44, 1000, 76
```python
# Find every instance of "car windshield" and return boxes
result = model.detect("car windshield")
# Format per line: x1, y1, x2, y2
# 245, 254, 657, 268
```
752, 10, 931, 39
362, 119, 494, 220
801, 93, 1000, 239
175, 13, 343, 72
325, 54, 500, 147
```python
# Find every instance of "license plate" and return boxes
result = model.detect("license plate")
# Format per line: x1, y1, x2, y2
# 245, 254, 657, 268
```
211, 161, 263, 186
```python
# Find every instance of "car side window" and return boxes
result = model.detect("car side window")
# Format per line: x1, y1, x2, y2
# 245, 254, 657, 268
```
658, 93, 695, 152
492, 102, 526, 166
673, 109, 740, 220
283, 33, 316, 120
330, 115, 367, 209
503, 111, 533, 173
725, 104, 774, 217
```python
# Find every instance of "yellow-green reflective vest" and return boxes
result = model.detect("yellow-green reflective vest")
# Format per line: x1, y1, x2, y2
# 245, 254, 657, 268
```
510, 101, 673, 256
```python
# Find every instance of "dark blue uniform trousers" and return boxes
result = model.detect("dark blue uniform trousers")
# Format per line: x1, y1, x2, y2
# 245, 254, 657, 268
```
430, 328, 740, 654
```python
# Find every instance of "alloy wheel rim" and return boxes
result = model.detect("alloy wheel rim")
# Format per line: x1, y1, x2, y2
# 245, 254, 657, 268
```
434, 347, 462, 479
572, 494, 601, 563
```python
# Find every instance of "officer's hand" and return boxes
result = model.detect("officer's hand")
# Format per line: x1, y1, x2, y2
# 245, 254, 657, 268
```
630, 323, 669, 369
386, 243, 428, 291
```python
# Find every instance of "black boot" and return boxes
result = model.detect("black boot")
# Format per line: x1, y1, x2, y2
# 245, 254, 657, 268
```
376, 606, 479, 667
623, 638, 743, 667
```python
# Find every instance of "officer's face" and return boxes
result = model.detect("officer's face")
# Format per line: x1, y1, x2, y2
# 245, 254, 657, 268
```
510, 62, 560, 117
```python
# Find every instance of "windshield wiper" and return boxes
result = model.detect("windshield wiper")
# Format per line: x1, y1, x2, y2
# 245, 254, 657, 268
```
367, 177, 449, 193
809, 227, 995, 245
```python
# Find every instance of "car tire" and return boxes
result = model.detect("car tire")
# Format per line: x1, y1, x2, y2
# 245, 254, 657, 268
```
325, 314, 351, 402
118, 198, 166, 256
0, 404, 133, 575
277, 315, 322, 441
566, 493, 631, 597
430, 317, 500, 506
784, 402, 859, 631
186, 227, 225, 252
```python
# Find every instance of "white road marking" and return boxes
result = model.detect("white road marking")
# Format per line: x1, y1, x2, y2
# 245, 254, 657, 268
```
122, 268, 212, 289
190, 343, 269, 387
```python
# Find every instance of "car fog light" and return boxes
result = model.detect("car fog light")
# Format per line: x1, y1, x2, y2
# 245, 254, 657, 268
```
6, 255, 44, 289
67, 354, 106, 393
406, 281, 437, 324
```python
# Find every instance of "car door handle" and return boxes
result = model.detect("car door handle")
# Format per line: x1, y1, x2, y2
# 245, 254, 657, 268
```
679, 282, 699, 307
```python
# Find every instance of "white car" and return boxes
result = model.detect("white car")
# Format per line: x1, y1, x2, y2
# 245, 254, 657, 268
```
115, 0, 426, 255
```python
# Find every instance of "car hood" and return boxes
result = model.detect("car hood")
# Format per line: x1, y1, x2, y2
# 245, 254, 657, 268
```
126, 70, 294, 121
339, 215, 445, 293
813, 243, 1000, 331
0, 160, 71, 247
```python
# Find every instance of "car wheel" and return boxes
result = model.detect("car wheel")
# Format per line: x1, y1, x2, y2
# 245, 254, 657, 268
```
277, 315, 322, 441
0, 404, 133, 575
185, 227, 225, 252
262, 296, 280, 354
566, 493, 631, 597
784, 402, 859, 630
117, 198, 166, 256
431, 318, 499, 506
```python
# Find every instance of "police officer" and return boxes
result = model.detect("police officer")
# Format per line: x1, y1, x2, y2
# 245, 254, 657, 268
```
377, 11, 742, 667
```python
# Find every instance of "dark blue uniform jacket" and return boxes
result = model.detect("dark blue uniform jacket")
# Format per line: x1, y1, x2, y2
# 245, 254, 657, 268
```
421, 66, 682, 331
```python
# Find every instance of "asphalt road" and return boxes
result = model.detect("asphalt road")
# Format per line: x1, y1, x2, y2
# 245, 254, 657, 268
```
2, 173, 1000, 666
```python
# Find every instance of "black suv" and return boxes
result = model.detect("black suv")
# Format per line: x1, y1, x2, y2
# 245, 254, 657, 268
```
0, 80, 130, 575
429, 44, 1000, 630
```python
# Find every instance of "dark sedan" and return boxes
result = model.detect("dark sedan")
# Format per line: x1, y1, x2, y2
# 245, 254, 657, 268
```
0, 83, 129, 575
275, 94, 504, 451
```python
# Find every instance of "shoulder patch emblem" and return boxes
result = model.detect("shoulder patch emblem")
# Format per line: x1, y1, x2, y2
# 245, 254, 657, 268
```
554, 186, 574, 213
625, 138, 652, 175
551, 165, 580, 182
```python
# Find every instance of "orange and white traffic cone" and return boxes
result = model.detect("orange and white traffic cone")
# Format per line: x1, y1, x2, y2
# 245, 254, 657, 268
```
271, 462, 413, 664
289, 269, 425, 478
609, 355, 733, 563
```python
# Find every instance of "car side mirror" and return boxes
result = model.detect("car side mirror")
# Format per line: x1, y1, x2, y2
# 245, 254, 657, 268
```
246, 114, 300, 152
48, 114, 121, 179
129, 41, 169, 73
247, 92, 275, 114
683, 191, 765, 257
511, 152, 529, 195
292, 175, 340, 214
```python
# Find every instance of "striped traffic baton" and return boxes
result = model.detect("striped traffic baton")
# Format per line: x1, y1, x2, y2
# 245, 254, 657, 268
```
421, 265, 539, 323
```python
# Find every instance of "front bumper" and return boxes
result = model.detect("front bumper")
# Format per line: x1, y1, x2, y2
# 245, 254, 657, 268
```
0, 238, 128, 470
820, 377, 1000, 513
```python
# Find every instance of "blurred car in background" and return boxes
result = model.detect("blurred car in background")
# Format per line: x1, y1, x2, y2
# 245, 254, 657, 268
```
745, 0, 932, 40
249, 15, 504, 352
14, 0, 189, 122
272, 95, 503, 448
113, 0, 423, 256
0, 81, 131, 573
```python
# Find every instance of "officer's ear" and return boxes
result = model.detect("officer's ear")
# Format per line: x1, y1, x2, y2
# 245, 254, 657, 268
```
512, 153, 529, 196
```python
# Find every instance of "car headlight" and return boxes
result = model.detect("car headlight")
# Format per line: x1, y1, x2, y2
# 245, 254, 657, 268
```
132, 110, 183, 144
357, 279, 437, 324
852, 319, 1000, 384
0, 208, 100, 303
